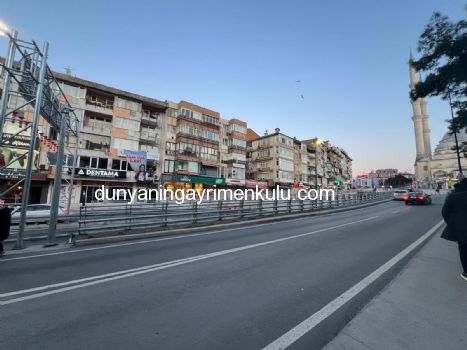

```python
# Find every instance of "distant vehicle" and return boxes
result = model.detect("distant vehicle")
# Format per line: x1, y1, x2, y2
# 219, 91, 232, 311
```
403, 192, 432, 205
11, 205, 71, 224
393, 190, 409, 201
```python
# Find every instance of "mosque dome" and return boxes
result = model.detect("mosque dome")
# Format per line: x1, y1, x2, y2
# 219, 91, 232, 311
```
432, 129, 467, 161
431, 128, 467, 180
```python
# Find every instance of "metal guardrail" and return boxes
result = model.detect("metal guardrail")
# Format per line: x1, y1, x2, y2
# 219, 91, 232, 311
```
76, 192, 392, 236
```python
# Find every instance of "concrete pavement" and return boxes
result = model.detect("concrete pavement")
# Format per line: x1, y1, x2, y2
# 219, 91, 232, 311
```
325, 233, 467, 350
0, 197, 447, 349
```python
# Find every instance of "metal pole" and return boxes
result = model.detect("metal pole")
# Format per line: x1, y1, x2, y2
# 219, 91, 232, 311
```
46, 108, 67, 247
16, 41, 48, 249
0, 30, 18, 142
448, 91, 463, 176
315, 147, 318, 189
67, 126, 80, 212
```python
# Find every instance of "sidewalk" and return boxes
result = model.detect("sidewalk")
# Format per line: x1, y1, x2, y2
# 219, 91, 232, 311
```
325, 235, 467, 350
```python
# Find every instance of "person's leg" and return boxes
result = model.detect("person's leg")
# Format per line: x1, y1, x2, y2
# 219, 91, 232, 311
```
458, 242, 467, 275
0, 241, 4, 255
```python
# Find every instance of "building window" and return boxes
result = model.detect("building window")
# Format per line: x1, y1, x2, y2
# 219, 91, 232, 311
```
175, 160, 198, 173
164, 160, 175, 173
111, 159, 128, 171
165, 142, 176, 155
79, 156, 108, 169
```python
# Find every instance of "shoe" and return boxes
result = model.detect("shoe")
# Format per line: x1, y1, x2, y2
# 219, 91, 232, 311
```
461, 273, 467, 282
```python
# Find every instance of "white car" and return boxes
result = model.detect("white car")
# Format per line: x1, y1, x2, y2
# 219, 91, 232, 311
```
11, 205, 70, 223
393, 190, 410, 200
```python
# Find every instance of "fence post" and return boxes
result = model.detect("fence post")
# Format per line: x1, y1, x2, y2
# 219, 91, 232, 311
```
240, 199, 244, 219
218, 200, 223, 221
193, 201, 198, 224
288, 198, 292, 214
258, 198, 263, 217
273, 198, 278, 215
162, 201, 168, 227
299, 199, 304, 212
78, 203, 83, 235
129, 203, 133, 230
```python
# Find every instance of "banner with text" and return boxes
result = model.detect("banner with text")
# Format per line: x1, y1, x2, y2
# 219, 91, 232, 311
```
123, 150, 147, 172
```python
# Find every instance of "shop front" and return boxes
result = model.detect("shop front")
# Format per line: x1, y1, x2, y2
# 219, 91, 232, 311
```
161, 174, 224, 191
245, 180, 268, 190
224, 178, 245, 188
69, 167, 134, 204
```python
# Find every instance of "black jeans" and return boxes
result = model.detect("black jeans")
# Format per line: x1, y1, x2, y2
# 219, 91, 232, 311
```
459, 242, 467, 274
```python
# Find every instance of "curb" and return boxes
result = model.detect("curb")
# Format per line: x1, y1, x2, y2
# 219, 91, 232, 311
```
73, 198, 393, 247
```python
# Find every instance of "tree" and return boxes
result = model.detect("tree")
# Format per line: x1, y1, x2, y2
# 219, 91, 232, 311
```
384, 174, 412, 188
410, 8, 467, 132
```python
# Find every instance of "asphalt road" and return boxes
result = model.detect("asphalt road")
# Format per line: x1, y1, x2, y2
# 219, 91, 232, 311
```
0, 196, 445, 350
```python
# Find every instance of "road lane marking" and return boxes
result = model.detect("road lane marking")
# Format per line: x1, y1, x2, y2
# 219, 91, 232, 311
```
392, 210, 400, 214
0, 216, 378, 305
1, 203, 392, 262
261, 219, 445, 350
0, 255, 211, 298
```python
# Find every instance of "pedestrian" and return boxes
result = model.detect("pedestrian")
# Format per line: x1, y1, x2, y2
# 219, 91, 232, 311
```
441, 177, 467, 282
0, 205, 13, 256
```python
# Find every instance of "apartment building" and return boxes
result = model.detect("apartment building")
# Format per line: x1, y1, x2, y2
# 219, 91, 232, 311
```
293, 138, 310, 186
248, 128, 296, 187
219, 118, 248, 187
54, 72, 167, 204
160, 101, 248, 191
302, 138, 328, 188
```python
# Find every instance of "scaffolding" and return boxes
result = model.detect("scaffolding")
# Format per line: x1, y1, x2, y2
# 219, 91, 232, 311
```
0, 31, 80, 248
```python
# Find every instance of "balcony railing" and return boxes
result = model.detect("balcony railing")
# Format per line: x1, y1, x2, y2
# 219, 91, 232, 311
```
177, 114, 220, 128
82, 122, 112, 136
141, 114, 162, 128
85, 100, 114, 115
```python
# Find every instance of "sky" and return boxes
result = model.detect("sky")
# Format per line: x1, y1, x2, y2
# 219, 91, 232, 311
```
0, 0, 465, 175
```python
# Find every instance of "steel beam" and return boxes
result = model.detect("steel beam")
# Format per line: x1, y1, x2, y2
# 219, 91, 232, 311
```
15, 42, 48, 249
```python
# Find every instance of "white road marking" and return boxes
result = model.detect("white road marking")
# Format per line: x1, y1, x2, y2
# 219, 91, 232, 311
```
1, 203, 391, 262
391, 210, 400, 214
261, 219, 445, 350
0, 216, 378, 305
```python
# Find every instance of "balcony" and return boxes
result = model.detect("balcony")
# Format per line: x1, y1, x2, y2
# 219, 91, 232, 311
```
85, 96, 114, 115
140, 132, 161, 145
141, 113, 162, 128
175, 131, 220, 145
228, 145, 247, 152
223, 159, 247, 165
82, 121, 112, 136
177, 114, 220, 128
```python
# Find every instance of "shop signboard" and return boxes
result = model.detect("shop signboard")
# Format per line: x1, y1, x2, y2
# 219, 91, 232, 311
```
245, 180, 268, 189
71, 168, 127, 179
176, 174, 225, 185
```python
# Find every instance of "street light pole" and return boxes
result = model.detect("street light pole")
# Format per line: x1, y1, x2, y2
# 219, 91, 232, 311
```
315, 148, 318, 189
448, 91, 463, 177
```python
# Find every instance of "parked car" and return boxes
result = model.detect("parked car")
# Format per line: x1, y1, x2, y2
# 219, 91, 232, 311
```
11, 205, 71, 224
403, 192, 432, 205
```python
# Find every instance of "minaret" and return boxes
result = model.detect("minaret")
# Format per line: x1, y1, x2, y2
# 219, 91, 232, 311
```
419, 87, 432, 159
409, 51, 427, 160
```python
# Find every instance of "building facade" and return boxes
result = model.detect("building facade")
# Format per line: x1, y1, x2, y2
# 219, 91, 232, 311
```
160, 101, 248, 191
54, 72, 167, 205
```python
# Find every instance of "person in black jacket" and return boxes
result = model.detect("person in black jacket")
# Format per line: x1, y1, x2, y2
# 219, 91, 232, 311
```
441, 177, 467, 282
0, 206, 12, 256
